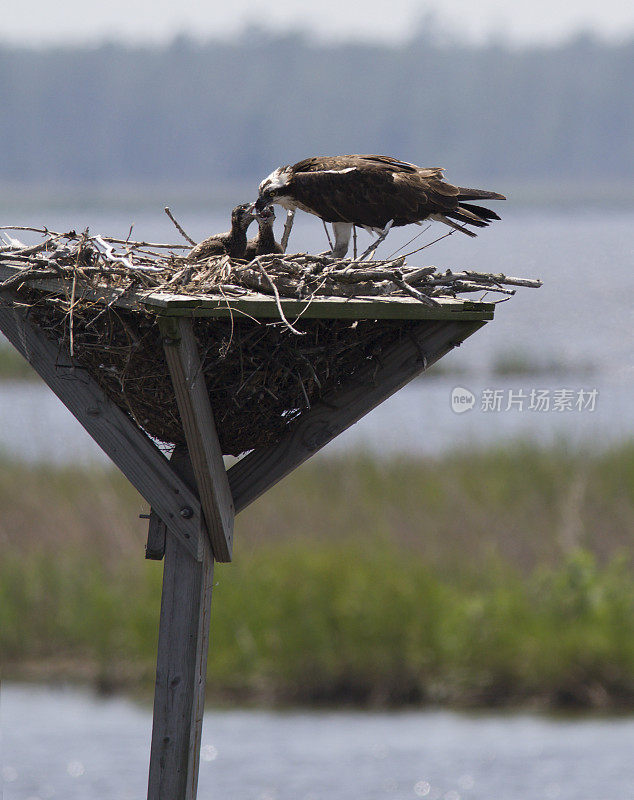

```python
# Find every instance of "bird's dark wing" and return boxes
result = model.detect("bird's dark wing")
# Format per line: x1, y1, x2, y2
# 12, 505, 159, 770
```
288, 155, 503, 232
350, 155, 444, 176
291, 163, 423, 227
292, 154, 441, 176
186, 235, 229, 261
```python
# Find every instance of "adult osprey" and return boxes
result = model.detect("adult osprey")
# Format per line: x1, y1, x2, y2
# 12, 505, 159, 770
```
254, 155, 505, 257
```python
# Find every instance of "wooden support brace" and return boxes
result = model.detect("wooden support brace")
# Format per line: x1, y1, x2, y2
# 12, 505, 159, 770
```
159, 317, 234, 562
228, 319, 485, 513
146, 510, 167, 560
148, 446, 223, 800
0, 294, 204, 561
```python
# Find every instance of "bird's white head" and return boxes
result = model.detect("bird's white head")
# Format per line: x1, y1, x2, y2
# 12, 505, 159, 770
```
255, 166, 293, 212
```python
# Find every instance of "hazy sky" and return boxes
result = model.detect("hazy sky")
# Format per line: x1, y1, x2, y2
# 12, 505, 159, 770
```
2, 0, 634, 46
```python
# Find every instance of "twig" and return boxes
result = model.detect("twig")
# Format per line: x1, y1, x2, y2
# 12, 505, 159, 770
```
0, 234, 63, 259
92, 236, 165, 273
254, 257, 306, 336
281, 210, 295, 253
0, 225, 54, 234
0, 226, 190, 250
430, 271, 542, 289
296, 371, 311, 410
359, 220, 393, 261
164, 207, 196, 246
391, 276, 441, 307
403, 266, 437, 284
69, 272, 77, 356
322, 220, 334, 251
330, 265, 407, 283
0, 267, 61, 291
400, 230, 455, 259
463, 270, 543, 288
450, 281, 516, 295
96, 236, 190, 250
386, 224, 431, 259
217, 284, 237, 355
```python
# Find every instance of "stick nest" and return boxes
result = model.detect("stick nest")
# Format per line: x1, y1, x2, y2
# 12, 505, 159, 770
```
0, 227, 541, 455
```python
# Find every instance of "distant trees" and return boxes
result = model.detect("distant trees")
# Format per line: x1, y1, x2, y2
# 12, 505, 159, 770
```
0, 32, 631, 186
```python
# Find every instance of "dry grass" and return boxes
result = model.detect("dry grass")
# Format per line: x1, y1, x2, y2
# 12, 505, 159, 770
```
2, 442, 633, 570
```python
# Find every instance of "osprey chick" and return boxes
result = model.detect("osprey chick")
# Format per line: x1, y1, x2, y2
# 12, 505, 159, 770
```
186, 203, 254, 261
244, 205, 283, 261
254, 155, 505, 257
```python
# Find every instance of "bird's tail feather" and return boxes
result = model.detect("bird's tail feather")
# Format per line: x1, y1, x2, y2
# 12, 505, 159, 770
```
457, 187, 506, 201
459, 202, 501, 221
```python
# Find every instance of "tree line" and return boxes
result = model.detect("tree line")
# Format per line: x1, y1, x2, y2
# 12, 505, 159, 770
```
0, 31, 631, 187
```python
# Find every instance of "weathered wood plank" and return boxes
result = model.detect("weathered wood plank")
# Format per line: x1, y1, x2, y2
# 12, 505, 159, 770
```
228, 319, 485, 513
148, 446, 220, 800
160, 317, 234, 563
0, 294, 204, 560
146, 510, 167, 560
142, 292, 495, 321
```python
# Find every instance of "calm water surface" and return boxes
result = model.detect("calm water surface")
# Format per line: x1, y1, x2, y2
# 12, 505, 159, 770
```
0, 370, 630, 465
3, 683, 634, 800
0, 206, 632, 462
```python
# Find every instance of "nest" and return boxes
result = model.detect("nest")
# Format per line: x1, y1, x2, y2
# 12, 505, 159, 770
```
0, 226, 541, 455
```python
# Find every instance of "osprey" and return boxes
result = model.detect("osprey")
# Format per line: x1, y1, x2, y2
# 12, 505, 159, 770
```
186, 203, 254, 261
244, 205, 283, 261
254, 155, 506, 257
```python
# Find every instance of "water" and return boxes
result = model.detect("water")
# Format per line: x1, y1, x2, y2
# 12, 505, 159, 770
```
2, 683, 633, 800
0, 369, 630, 466
1, 206, 632, 462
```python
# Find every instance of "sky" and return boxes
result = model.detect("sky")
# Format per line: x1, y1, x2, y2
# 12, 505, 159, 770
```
1, 0, 634, 47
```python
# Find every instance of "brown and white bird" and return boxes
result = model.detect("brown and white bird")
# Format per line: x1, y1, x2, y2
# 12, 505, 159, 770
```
244, 205, 283, 261
186, 203, 255, 261
254, 154, 505, 257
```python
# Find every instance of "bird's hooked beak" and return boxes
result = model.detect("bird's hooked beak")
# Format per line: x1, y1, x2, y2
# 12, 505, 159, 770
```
248, 198, 275, 221
252, 196, 269, 214
256, 205, 275, 222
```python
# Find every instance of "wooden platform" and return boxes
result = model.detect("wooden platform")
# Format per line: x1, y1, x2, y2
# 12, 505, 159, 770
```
0, 261, 495, 800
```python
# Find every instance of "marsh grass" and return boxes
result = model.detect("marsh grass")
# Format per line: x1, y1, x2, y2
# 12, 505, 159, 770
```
1, 443, 633, 707
0, 344, 39, 381
490, 350, 597, 377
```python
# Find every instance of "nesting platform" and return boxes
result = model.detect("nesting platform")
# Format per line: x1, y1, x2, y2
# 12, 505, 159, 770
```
0, 257, 495, 455
0, 230, 540, 800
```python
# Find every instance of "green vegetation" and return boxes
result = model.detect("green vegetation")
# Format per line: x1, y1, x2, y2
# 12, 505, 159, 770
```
490, 350, 596, 377
0, 345, 38, 381
1, 443, 633, 708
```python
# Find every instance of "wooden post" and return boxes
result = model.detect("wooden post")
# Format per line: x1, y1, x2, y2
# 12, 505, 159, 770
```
147, 445, 229, 800
159, 317, 234, 562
